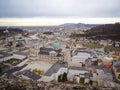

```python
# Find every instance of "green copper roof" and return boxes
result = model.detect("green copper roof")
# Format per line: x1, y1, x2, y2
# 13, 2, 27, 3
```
49, 51, 56, 54
53, 42, 60, 47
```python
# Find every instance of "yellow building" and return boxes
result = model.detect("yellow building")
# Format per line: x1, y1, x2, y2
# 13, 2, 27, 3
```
39, 47, 65, 63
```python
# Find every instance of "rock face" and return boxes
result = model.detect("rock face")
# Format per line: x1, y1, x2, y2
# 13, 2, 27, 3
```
0, 78, 117, 90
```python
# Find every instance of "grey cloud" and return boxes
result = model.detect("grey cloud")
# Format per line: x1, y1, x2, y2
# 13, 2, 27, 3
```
0, 0, 120, 18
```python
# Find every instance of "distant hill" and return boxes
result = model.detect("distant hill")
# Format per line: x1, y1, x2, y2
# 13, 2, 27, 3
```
85, 23, 120, 40
0, 23, 100, 31
59, 23, 99, 29
59, 23, 76, 27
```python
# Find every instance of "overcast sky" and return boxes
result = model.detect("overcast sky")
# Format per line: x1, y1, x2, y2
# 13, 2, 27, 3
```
0, 0, 120, 25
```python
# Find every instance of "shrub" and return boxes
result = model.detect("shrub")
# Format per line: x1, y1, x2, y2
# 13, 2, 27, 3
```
79, 78, 84, 84
0, 67, 2, 73
58, 72, 67, 82
58, 74, 62, 82
62, 72, 67, 82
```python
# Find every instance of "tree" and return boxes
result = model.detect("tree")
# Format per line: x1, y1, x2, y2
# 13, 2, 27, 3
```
79, 78, 84, 84
38, 70, 42, 75
0, 67, 2, 73
118, 74, 120, 80
58, 73, 67, 82
32, 69, 36, 73
58, 74, 62, 82
89, 80, 93, 85
62, 72, 67, 82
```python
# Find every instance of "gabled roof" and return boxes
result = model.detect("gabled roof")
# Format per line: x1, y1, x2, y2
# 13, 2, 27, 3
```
13, 52, 28, 56
49, 51, 56, 54
39, 47, 62, 55
84, 73, 92, 79
99, 73, 113, 80
6, 64, 27, 74
39, 51, 49, 55
44, 60, 67, 76
15, 70, 41, 80
40, 47, 53, 52
0, 53, 12, 59
69, 66, 87, 71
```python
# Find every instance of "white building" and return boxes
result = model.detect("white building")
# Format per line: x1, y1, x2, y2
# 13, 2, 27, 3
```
68, 66, 89, 83
72, 48, 95, 64
0, 52, 27, 62
72, 52, 92, 63
68, 66, 87, 76
41, 60, 67, 82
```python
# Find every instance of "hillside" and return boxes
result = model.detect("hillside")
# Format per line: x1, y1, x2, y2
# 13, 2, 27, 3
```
85, 23, 120, 40
0, 28, 24, 38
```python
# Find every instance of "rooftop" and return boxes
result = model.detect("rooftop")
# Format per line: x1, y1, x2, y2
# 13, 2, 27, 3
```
39, 47, 63, 55
113, 61, 120, 72
84, 73, 92, 79
10, 64, 27, 73
15, 70, 41, 80
0, 53, 12, 59
99, 73, 113, 80
69, 66, 86, 71
44, 60, 67, 76
49, 51, 56, 54
13, 52, 28, 56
